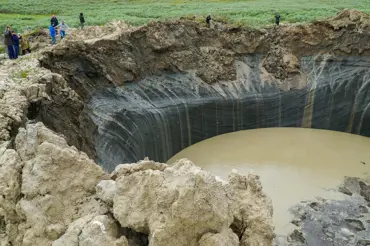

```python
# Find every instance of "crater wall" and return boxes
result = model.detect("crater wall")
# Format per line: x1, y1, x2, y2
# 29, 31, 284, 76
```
39, 13, 370, 171
89, 55, 370, 171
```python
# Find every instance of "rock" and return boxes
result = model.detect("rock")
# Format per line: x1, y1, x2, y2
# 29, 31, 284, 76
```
339, 186, 353, 196
309, 202, 320, 211
79, 215, 128, 246
287, 192, 370, 246
110, 158, 168, 180
358, 239, 370, 246
0, 149, 23, 222
52, 215, 95, 246
291, 219, 301, 227
198, 228, 239, 246
228, 172, 274, 246
96, 180, 117, 205
345, 219, 366, 231
53, 214, 128, 246
341, 227, 355, 237
342, 177, 362, 195
359, 181, 370, 202
11, 123, 107, 246
288, 229, 306, 243
113, 158, 235, 246
0, 89, 28, 141
0, 149, 24, 245
359, 206, 368, 213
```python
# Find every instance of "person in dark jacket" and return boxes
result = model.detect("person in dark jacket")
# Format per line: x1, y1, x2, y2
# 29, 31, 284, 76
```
4, 26, 14, 59
206, 15, 211, 28
275, 13, 281, 26
51, 14, 59, 27
79, 13, 85, 29
12, 31, 19, 59
51, 14, 59, 35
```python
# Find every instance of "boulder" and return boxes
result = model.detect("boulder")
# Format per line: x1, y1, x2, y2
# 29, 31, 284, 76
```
113, 158, 235, 246
12, 123, 107, 246
53, 215, 128, 246
96, 180, 116, 205
198, 228, 239, 246
229, 171, 274, 246
113, 158, 274, 246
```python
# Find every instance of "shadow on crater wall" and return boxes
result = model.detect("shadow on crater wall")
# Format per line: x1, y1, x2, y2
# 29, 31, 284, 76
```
88, 55, 370, 171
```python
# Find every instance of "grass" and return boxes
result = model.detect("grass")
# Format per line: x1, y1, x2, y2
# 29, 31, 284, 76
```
12, 69, 30, 79
1, 0, 370, 33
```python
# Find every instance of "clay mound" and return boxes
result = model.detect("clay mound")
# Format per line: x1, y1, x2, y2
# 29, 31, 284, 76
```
66, 20, 133, 42
324, 9, 370, 30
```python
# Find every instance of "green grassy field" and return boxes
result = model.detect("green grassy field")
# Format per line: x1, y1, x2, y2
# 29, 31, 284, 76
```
1, 0, 370, 33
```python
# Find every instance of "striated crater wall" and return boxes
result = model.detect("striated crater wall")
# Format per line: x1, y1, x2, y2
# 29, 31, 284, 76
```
39, 10, 370, 171
89, 55, 370, 171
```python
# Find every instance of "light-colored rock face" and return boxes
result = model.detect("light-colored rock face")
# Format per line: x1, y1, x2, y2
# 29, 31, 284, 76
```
0, 149, 23, 245
229, 172, 274, 246
96, 180, 117, 205
0, 123, 108, 246
0, 122, 274, 246
53, 215, 128, 246
113, 158, 274, 246
113, 159, 234, 245
199, 228, 239, 246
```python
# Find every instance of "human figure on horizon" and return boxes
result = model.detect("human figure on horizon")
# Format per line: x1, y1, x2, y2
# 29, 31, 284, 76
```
79, 13, 85, 29
4, 26, 15, 59
49, 24, 56, 45
51, 14, 59, 27
206, 15, 211, 28
275, 13, 281, 26
12, 31, 19, 59
19, 33, 31, 55
51, 14, 59, 35
57, 20, 69, 39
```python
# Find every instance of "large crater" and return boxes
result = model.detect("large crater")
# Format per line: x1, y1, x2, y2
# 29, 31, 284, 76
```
39, 14, 370, 171
89, 55, 370, 171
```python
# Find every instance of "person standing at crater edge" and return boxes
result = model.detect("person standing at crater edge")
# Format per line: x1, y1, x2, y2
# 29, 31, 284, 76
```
4, 26, 14, 59
51, 14, 59, 35
57, 20, 69, 39
79, 13, 85, 29
49, 24, 56, 45
206, 15, 211, 28
19, 33, 31, 55
51, 14, 59, 27
11, 31, 20, 59
275, 13, 281, 26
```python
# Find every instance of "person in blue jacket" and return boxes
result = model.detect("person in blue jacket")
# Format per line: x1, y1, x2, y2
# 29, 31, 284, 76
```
49, 25, 56, 45
11, 31, 19, 59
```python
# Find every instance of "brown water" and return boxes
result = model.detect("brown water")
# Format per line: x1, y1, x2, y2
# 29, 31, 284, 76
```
167, 128, 370, 235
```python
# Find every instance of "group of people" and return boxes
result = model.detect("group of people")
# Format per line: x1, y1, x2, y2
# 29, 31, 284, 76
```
49, 13, 85, 45
5, 11, 281, 59
3, 12, 86, 59
3, 26, 31, 59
